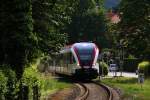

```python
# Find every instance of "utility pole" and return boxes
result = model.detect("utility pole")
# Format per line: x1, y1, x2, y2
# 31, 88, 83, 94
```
116, 40, 124, 77
119, 41, 124, 77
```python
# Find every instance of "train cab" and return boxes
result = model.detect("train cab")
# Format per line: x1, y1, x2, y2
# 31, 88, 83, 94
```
72, 43, 99, 79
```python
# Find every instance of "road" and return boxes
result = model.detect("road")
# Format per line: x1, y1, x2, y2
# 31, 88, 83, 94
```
108, 72, 138, 78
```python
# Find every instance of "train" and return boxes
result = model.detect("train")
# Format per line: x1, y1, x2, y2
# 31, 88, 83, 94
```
49, 42, 100, 80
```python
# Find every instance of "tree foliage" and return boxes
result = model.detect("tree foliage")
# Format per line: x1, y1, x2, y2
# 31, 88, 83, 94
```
0, 0, 35, 77
0, 0, 76, 78
32, 0, 74, 53
65, 0, 109, 48
118, 0, 150, 59
106, 22, 119, 47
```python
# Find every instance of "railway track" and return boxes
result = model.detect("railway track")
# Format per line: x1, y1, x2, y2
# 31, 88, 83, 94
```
46, 73, 120, 100
75, 81, 120, 100
75, 83, 89, 100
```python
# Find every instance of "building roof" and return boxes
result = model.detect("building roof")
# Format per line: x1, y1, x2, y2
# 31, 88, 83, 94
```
106, 11, 120, 24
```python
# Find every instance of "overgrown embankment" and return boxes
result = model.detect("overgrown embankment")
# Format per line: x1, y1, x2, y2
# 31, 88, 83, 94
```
0, 64, 72, 100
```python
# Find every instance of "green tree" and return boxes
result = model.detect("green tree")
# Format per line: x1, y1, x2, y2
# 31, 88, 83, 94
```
0, 0, 36, 78
118, 0, 150, 59
0, 0, 80, 99
32, 0, 76, 54
107, 23, 118, 47
65, 0, 109, 48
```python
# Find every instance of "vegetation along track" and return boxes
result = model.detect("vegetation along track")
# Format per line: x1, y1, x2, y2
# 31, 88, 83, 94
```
75, 81, 120, 100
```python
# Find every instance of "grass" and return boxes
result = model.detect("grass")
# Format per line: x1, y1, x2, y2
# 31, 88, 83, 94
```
39, 74, 73, 99
101, 77, 150, 100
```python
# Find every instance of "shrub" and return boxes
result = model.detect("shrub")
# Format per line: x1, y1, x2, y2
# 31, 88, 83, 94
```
99, 61, 108, 75
123, 58, 141, 72
2, 68, 16, 99
0, 64, 41, 100
22, 67, 39, 86
0, 65, 17, 99
0, 70, 7, 99
21, 67, 40, 99
138, 61, 150, 77
3, 69, 17, 99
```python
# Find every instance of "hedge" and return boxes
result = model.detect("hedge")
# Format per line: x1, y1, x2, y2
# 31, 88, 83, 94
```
99, 61, 109, 76
138, 61, 150, 77
123, 58, 141, 72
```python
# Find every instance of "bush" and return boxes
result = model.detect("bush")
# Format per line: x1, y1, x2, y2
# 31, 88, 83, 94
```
22, 67, 39, 86
0, 70, 8, 99
138, 61, 150, 77
0, 65, 17, 99
99, 61, 108, 76
0, 64, 42, 100
2, 67, 17, 99
0, 64, 41, 100
21, 67, 40, 99
123, 58, 141, 72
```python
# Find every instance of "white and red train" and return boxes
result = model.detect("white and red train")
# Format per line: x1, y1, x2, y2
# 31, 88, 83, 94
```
49, 42, 100, 79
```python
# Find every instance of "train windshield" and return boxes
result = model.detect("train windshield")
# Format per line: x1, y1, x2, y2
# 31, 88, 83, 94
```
78, 49, 93, 60
77, 48, 94, 66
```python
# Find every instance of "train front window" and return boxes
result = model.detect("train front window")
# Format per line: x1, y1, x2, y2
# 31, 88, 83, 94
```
79, 53, 92, 60
77, 48, 94, 66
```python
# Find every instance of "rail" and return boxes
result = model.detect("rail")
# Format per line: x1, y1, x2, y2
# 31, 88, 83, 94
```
75, 83, 89, 100
92, 81, 113, 100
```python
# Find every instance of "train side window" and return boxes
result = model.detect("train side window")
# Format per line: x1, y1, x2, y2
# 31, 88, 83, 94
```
65, 53, 68, 64
69, 52, 73, 64
69, 53, 73, 64
72, 55, 76, 64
